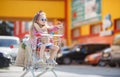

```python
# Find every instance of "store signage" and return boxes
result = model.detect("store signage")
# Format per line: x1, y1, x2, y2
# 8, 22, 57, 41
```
72, 0, 101, 28
102, 14, 112, 31
100, 14, 113, 36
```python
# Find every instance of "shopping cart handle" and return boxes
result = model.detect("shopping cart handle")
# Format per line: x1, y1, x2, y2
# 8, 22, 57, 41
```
41, 34, 63, 37
35, 33, 63, 38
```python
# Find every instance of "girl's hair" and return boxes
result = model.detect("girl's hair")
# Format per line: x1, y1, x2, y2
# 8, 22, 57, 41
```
29, 10, 45, 38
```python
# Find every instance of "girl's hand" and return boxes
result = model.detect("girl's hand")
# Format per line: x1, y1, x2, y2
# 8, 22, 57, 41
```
57, 22, 63, 29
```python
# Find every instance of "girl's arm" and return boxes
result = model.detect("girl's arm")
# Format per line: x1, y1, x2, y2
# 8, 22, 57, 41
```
34, 23, 41, 32
46, 22, 63, 33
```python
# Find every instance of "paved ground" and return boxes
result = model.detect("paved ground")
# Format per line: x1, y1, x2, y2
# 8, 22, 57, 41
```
0, 65, 120, 77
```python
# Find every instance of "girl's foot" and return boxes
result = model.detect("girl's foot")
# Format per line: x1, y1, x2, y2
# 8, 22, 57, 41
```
46, 59, 58, 65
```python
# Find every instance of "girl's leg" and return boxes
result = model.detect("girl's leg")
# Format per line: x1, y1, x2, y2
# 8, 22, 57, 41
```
39, 44, 46, 59
49, 45, 59, 60
47, 45, 59, 64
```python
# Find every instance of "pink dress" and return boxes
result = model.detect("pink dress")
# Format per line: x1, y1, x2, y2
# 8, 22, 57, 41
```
29, 25, 59, 50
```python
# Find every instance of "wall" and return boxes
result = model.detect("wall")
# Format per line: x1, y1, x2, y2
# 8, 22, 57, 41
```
0, 0, 65, 21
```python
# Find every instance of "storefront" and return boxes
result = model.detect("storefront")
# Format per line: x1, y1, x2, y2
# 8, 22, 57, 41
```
66, 0, 120, 46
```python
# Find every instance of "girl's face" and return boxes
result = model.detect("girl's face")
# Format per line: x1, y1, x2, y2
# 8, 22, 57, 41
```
37, 12, 47, 26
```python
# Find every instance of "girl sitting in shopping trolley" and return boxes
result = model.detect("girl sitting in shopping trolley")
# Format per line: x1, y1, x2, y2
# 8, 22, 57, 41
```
28, 10, 63, 65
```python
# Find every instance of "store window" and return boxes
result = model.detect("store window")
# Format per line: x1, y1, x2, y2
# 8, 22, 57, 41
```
90, 23, 102, 34
72, 28, 80, 38
115, 19, 120, 30
25, 21, 32, 31
0, 21, 14, 36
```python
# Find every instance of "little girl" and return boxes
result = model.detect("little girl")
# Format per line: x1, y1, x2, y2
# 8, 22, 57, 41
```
29, 10, 62, 64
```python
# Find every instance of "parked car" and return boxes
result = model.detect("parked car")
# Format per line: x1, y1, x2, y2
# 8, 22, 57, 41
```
101, 34, 120, 67
56, 46, 71, 64
56, 43, 110, 65
0, 36, 20, 63
85, 51, 107, 66
0, 52, 10, 68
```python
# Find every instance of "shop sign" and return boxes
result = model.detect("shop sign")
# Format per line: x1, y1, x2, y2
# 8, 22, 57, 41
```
100, 14, 113, 36
72, 0, 101, 28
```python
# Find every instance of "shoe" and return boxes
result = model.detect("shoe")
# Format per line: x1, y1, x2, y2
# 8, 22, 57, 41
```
46, 59, 58, 65
53, 60, 58, 65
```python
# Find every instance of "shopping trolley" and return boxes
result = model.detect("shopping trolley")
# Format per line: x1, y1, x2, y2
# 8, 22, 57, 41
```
20, 33, 63, 77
